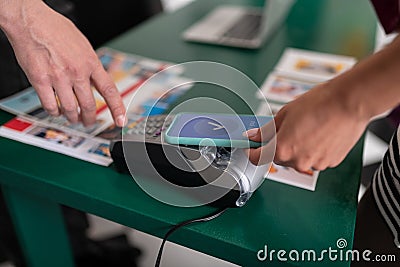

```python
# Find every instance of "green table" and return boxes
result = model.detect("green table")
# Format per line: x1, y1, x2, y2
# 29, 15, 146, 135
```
0, 0, 377, 266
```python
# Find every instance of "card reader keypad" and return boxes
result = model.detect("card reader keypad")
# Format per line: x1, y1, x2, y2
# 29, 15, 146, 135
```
125, 115, 172, 141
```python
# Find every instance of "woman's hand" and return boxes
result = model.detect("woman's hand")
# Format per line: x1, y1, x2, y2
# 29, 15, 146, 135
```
247, 83, 370, 172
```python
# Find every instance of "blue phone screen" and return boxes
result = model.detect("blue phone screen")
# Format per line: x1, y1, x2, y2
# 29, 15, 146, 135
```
167, 113, 272, 140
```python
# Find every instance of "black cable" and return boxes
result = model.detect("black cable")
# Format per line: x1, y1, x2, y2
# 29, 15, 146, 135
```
155, 206, 230, 267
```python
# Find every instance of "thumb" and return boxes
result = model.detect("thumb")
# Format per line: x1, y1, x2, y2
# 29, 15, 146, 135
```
244, 119, 276, 142
247, 138, 276, 165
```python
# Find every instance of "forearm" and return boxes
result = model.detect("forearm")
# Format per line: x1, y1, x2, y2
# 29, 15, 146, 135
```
328, 34, 400, 121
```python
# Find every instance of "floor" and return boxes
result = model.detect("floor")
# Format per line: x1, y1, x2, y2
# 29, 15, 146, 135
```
1, 1, 396, 267
86, 214, 238, 267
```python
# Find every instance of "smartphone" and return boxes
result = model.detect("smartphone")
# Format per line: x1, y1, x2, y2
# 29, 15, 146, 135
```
164, 113, 273, 148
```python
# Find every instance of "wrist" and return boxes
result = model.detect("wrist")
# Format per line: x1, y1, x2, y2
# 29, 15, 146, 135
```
324, 74, 373, 123
335, 38, 400, 121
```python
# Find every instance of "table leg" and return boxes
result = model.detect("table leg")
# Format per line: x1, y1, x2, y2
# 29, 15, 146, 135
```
2, 185, 74, 267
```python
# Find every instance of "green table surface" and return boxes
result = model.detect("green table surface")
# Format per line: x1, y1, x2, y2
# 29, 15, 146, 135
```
0, 0, 377, 266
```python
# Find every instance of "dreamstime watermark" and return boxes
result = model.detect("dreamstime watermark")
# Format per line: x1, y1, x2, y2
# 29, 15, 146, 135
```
257, 238, 397, 263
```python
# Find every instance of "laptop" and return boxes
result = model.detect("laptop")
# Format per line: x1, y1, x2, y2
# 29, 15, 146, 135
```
182, 0, 295, 49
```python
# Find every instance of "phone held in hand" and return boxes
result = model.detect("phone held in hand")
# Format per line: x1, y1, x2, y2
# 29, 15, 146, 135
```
164, 113, 272, 148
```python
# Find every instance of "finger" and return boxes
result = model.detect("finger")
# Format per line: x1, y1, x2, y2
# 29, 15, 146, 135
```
91, 65, 126, 127
245, 119, 276, 142
311, 159, 327, 171
248, 137, 276, 165
290, 159, 314, 174
73, 79, 96, 126
53, 83, 79, 124
33, 85, 60, 116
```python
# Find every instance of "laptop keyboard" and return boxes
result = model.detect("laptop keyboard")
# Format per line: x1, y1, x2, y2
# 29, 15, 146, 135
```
222, 13, 262, 40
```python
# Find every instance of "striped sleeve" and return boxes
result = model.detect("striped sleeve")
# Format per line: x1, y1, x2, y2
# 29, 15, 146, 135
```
372, 126, 400, 248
